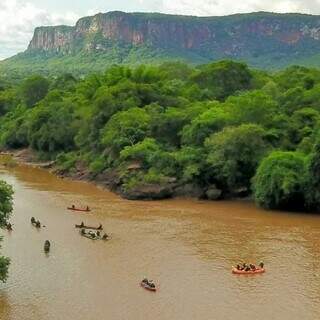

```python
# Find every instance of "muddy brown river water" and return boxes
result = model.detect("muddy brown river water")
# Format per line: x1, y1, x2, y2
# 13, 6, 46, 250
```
0, 164, 320, 320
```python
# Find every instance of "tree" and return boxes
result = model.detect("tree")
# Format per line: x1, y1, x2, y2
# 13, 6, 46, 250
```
181, 104, 231, 145
226, 90, 278, 126
253, 151, 306, 210
305, 137, 320, 211
28, 102, 77, 154
191, 60, 253, 100
20, 75, 50, 107
205, 124, 268, 191
0, 180, 14, 282
102, 107, 151, 154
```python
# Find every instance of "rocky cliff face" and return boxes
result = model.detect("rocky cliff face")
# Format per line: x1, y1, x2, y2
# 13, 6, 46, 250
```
27, 11, 320, 59
28, 26, 74, 53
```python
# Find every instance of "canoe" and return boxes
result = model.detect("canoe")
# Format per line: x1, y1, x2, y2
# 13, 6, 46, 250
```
140, 281, 157, 292
67, 207, 91, 212
232, 267, 265, 275
75, 224, 103, 230
80, 231, 100, 240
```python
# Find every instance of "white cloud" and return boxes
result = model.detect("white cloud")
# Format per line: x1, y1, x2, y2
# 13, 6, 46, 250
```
0, 0, 79, 60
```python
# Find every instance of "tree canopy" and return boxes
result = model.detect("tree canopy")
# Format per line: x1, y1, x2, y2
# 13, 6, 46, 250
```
2, 60, 320, 210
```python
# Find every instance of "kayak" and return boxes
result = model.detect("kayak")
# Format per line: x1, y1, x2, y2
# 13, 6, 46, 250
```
75, 224, 103, 230
67, 207, 91, 212
232, 267, 265, 275
140, 281, 157, 292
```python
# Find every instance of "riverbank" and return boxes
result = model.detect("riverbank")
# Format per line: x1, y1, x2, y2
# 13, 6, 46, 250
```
0, 148, 229, 201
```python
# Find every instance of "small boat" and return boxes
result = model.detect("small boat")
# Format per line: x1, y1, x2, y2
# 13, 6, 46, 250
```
44, 240, 51, 253
75, 224, 103, 230
140, 280, 157, 292
79, 229, 101, 240
31, 218, 41, 228
68, 206, 91, 212
232, 267, 265, 275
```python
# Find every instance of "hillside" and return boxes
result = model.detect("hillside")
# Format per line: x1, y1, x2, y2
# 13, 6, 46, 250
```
3, 11, 320, 74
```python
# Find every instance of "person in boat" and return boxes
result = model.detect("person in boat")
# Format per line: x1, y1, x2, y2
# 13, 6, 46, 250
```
244, 265, 251, 272
72, 205, 75, 209
31, 217, 36, 224
86, 206, 89, 211
35, 221, 41, 228
80, 221, 84, 227
97, 231, 101, 237
81, 228, 86, 235
102, 233, 109, 240
236, 264, 241, 270
142, 278, 154, 287
259, 262, 264, 269
250, 264, 256, 271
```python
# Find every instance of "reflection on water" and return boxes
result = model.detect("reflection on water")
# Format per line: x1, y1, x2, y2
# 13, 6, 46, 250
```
0, 164, 320, 319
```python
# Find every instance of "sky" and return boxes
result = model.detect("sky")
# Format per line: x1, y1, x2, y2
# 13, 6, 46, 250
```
1, 0, 320, 60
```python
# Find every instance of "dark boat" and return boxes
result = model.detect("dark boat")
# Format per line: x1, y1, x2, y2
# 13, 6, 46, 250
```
67, 206, 91, 212
31, 218, 41, 228
75, 223, 103, 230
79, 229, 100, 240
44, 240, 51, 252
140, 280, 157, 292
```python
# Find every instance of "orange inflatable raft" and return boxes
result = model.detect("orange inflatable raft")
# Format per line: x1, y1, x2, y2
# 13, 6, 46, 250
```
232, 267, 265, 275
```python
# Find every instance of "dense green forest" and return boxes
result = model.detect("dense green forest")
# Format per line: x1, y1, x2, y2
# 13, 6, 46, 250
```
0, 180, 13, 282
1, 60, 320, 211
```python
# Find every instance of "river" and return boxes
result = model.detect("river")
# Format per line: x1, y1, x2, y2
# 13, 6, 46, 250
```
0, 164, 320, 320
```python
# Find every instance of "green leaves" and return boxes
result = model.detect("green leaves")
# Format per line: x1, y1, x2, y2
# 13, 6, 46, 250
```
253, 151, 306, 210
205, 124, 269, 191
0, 180, 13, 227
20, 75, 50, 107
102, 108, 151, 154
0, 179, 13, 282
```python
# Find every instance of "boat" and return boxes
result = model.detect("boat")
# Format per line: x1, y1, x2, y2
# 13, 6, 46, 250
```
232, 267, 265, 275
75, 224, 103, 230
140, 281, 157, 292
44, 240, 51, 252
67, 206, 91, 212
79, 229, 100, 240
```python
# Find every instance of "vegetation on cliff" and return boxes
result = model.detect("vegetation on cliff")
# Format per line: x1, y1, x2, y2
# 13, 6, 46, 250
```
4, 11, 320, 75
1, 60, 320, 211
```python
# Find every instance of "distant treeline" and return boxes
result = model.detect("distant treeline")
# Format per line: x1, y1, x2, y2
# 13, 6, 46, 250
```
1, 60, 320, 211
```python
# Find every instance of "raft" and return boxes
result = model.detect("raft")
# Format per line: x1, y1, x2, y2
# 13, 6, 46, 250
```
232, 267, 265, 275
140, 281, 157, 292
67, 207, 91, 212
75, 224, 103, 230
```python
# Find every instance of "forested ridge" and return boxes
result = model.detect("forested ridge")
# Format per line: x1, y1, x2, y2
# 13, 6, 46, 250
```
1, 60, 320, 211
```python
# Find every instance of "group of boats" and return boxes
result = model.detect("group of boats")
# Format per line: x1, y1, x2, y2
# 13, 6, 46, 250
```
4, 203, 266, 293
68, 205, 158, 291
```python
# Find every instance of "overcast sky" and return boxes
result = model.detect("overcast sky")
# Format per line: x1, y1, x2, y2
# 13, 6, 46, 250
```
1, 0, 320, 60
